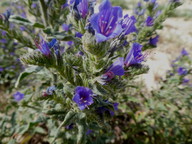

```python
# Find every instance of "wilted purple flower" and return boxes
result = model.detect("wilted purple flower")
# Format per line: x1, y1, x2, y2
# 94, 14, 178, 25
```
181, 48, 189, 56
75, 32, 83, 38
96, 101, 118, 117
62, 24, 70, 31
124, 43, 145, 67
72, 86, 94, 110
149, 35, 159, 46
46, 86, 56, 95
145, 16, 154, 27
121, 14, 137, 36
90, 0, 123, 43
177, 67, 188, 75
13, 92, 24, 102
65, 123, 74, 130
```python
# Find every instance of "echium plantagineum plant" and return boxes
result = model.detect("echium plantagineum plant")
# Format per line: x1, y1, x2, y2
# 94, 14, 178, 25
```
0, 0, 182, 143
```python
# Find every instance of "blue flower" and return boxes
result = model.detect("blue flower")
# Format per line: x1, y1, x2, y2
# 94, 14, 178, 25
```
177, 67, 188, 75
121, 14, 137, 36
149, 35, 159, 46
145, 16, 154, 27
124, 43, 145, 67
181, 48, 189, 56
13, 92, 24, 102
90, 0, 123, 43
72, 86, 94, 110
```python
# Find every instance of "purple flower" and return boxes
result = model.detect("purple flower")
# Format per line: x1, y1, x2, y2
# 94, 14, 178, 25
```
177, 67, 188, 75
66, 41, 74, 47
96, 101, 118, 117
77, 0, 89, 18
124, 43, 145, 67
35, 38, 51, 56
145, 16, 154, 27
31, 3, 37, 8
0, 39, 7, 43
75, 32, 83, 38
61, 3, 69, 9
121, 14, 137, 36
149, 35, 159, 46
62, 24, 70, 31
113, 102, 119, 111
182, 78, 190, 84
90, 0, 123, 43
72, 86, 94, 110
1, 30, 7, 36
76, 51, 84, 56
105, 57, 125, 78
86, 129, 93, 135
65, 123, 74, 130
169, 0, 180, 3
35, 38, 58, 56
134, 2, 145, 16
1, 9, 12, 21
181, 48, 189, 56
13, 92, 24, 102
20, 26, 26, 31
68, 0, 89, 19
0, 67, 4, 72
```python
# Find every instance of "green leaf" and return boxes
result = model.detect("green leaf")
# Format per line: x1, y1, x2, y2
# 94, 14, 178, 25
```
15, 66, 43, 88
63, 111, 77, 126
33, 22, 45, 29
9, 15, 32, 25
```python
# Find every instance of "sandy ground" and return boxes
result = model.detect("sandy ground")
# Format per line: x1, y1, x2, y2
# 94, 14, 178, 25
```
140, 1, 192, 90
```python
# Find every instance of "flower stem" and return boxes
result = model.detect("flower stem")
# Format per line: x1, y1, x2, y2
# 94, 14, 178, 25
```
39, 0, 48, 27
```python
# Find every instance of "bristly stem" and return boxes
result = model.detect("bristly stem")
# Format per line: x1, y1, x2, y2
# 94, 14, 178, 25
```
39, 0, 48, 27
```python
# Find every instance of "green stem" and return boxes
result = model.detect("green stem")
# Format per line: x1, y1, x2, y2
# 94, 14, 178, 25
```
39, 0, 48, 27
